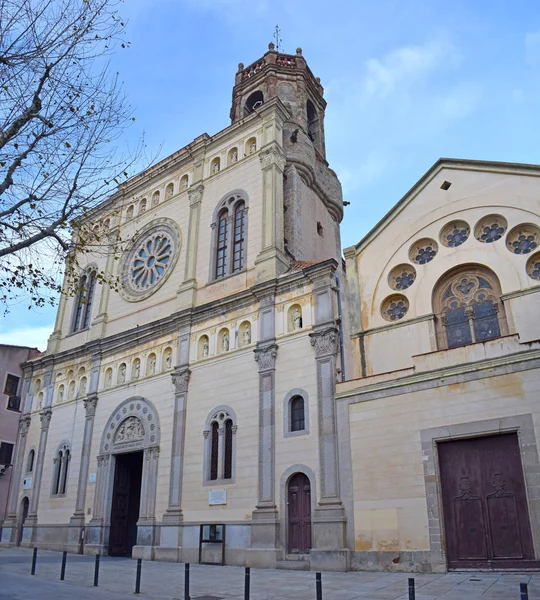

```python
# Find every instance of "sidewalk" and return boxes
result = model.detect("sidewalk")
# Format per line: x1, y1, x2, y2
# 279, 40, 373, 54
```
0, 547, 538, 599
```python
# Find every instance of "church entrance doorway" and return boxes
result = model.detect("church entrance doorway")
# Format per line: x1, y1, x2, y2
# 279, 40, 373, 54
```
108, 451, 143, 557
438, 433, 536, 569
17, 496, 29, 546
287, 472, 312, 553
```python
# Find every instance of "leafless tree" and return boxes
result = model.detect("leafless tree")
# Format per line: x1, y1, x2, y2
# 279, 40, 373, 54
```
0, 0, 141, 309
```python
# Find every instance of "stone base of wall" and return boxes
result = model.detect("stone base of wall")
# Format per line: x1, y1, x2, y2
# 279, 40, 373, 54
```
351, 550, 447, 573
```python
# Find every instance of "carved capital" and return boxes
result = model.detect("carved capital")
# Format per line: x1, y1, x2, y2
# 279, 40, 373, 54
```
19, 415, 31, 436
309, 327, 339, 358
254, 343, 278, 371
259, 144, 286, 172
171, 368, 191, 394
188, 183, 204, 206
84, 393, 98, 417
39, 407, 53, 430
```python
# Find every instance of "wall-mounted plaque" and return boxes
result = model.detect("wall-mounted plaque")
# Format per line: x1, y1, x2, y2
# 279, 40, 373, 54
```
208, 489, 226, 505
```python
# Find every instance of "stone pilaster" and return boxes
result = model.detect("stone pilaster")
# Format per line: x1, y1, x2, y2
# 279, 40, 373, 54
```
0, 415, 31, 545
22, 408, 52, 545
133, 446, 160, 560
255, 142, 289, 282
68, 394, 98, 552
309, 326, 349, 571
250, 341, 279, 567
91, 240, 116, 339
85, 453, 114, 554
177, 184, 203, 308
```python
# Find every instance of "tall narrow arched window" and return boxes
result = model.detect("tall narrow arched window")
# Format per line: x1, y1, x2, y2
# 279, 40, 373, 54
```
27, 449, 35, 473
211, 192, 249, 281
433, 265, 507, 350
215, 209, 228, 279
72, 270, 97, 333
224, 419, 233, 479
210, 421, 219, 481
52, 442, 71, 496
204, 407, 237, 484
233, 202, 246, 272
290, 396, 305, 432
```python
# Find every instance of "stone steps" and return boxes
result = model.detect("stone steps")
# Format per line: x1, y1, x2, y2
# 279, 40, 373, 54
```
276, 555, 310, 571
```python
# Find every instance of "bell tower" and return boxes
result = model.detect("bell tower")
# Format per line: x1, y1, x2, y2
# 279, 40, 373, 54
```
231, 44, 343, 266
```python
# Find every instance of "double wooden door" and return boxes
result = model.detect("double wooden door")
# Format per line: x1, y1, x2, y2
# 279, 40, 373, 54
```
108, 452, 143, 556
288, 473, 312, 553
438, 433, 536, 569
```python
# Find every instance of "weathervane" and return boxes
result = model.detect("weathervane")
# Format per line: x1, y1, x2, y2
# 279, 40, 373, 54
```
273, 25, 282, 53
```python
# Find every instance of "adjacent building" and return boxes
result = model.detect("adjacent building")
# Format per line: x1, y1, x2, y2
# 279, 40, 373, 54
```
1, 45, 540, 573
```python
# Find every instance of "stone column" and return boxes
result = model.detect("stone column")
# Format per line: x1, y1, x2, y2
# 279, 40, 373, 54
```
133, 446, 160, 560
22, 408, 52, 545
177, 184, 203, 308
0, 415, 31, 545
68, 394, 98, 552
255, 142, 289, 282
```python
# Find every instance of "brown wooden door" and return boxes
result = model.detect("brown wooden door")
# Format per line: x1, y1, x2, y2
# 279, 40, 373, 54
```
288, 473, 312, 553
438, 433, 536, 569
108, 452, 143, 556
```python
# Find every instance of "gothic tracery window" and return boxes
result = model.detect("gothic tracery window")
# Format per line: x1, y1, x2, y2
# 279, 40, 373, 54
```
434, 266, 506, 350
52, 442, 71, 496
215, 209, 228, 279
205, 408, 236, 483
233, 201, 246, 272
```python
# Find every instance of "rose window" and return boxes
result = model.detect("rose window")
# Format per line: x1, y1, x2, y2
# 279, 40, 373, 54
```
131, 234, 172, 290
120, 219, 180, 302
474, 215, 507, 244
439, 220, 470, 248
381, 294, 410, 322
409, 238, 438, 265
526, 252, 540, 281
388, 264, 417, 291
506, 224, 540, 256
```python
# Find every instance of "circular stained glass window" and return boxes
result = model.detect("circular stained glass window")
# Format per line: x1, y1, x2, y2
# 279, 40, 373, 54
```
120, 219, 180, 302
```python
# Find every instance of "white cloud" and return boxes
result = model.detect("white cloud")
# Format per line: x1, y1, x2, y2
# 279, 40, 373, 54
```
429, 82, 482, 125
0, 325, 54, 351
361, 38, 461, 102
525, 30, 540, 66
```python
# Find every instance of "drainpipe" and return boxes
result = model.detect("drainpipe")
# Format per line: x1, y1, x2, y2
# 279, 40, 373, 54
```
335, 274, 345, 382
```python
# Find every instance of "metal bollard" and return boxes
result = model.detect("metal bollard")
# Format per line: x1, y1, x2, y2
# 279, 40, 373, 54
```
244, 566, 250, 600
184, 563, 190, 600
316, 572, 322, 600
408, 577, 415, 600
60, 551, 67, 580
521, 582, 529, 600
93, 553, 100, 587
135, 558, 142, 594
30, 547, 37, 575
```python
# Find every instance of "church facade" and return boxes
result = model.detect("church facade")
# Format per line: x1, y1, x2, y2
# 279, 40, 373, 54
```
1, 45, 540, 573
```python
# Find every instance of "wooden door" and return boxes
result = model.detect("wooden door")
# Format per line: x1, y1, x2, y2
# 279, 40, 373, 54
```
438, 433, 536, 569
108, 452, 142, 556
17, 497, 29, 546
288, 473, 312, 553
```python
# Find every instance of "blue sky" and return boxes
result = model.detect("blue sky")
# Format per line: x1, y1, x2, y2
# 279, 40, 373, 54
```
3, 0, 540, 349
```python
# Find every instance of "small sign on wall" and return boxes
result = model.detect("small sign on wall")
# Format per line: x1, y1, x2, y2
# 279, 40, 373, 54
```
22, 477, 32, 490
208, 489, 227, 505
88, 473, 96, 483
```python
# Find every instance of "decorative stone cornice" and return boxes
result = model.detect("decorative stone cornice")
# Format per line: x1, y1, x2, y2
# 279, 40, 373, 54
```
188, 183, 204, 206
19, 414, 31, 436
259, 143, 286, 172
39, 407, 53, 430
171, 368, 191, 394
254, 343, 278, 371
84, 393, 98, 417
310, 327, 339, 358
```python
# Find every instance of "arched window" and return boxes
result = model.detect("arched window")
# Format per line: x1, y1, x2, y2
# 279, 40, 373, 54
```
211, 192, 249, 281
27, 449, 35, 473
433, 266, 507, 350
215, 209, 228, 279
290, 396, 305, 432
72, 270, 97, 333
204, 407, 237, 483
52, 442, 71, 496
233, 201, 246, 272
284, 389, 309, 437
244, 90, 264, 115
